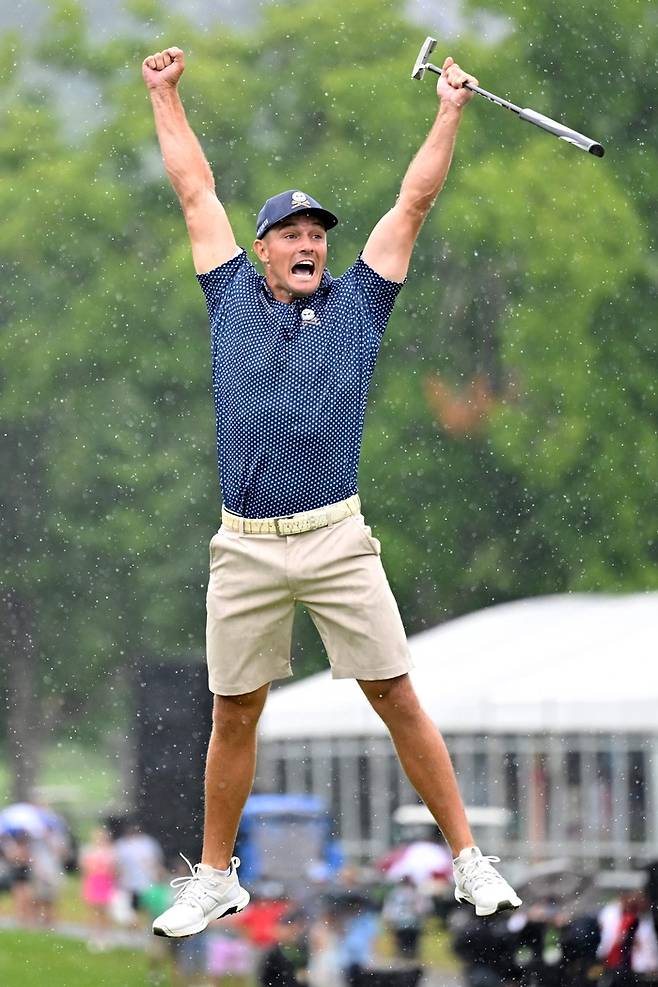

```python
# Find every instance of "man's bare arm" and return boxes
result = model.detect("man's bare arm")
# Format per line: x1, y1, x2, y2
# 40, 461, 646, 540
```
362, 58, 478, 283
143, 47, 239, 274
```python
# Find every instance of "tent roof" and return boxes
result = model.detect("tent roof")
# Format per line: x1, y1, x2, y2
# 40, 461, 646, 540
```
259, 593, 658, 739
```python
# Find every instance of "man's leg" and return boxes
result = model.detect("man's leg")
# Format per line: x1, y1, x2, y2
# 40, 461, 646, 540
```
359, 672, 522, 916
152, 683, 269, 937
358, 673, 473, 855
201, 684, 270, 870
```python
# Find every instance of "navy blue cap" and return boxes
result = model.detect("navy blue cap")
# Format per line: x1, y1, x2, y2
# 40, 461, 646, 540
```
256, 189, 338, 239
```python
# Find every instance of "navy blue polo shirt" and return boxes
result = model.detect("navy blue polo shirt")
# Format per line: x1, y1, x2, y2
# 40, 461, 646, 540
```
197, 249, 404, 518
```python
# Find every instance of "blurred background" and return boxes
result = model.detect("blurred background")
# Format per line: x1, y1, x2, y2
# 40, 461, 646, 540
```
1, 0, 657, 984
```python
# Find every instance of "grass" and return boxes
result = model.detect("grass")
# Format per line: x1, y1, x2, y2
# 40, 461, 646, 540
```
0, 931, 152, 987
0, 879, 459, 971
0, 927, 457, 987
377, 917, 459, 971
0, 877, 460, 977
420, 917, 460, 971
0, 876, 87, 923
0, 930, 254, 987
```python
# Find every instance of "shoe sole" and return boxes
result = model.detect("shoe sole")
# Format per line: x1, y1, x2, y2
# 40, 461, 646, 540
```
455, 889, 522, 917
152, 889, 250, 938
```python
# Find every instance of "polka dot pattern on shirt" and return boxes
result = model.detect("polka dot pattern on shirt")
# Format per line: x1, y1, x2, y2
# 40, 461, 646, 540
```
197, 250, 404, 518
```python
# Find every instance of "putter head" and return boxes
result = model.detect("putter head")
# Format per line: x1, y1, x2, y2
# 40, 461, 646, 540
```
411, 36, 437, 81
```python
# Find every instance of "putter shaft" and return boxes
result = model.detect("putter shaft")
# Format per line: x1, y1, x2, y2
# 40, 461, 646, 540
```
417, 46, 604, 157
424, 61, 521, 115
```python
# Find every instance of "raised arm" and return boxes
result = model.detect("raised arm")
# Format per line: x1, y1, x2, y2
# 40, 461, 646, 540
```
142, 47, 239, 274
362, 58, 478, 283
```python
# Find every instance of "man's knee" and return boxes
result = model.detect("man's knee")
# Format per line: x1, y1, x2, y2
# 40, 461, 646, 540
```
211, 684, 269, 739
358, 674, 420, 722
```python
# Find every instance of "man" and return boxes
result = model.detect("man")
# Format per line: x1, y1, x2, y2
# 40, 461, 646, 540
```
598, 890, 658, 986
113, 821, 164, 916
142, 44, 521, 939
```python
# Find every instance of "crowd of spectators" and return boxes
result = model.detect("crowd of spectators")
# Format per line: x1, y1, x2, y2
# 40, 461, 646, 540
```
0, 806, 430, 983
0, 801, 74, 927
2, 803, 658, 987
450, 864, 658, 987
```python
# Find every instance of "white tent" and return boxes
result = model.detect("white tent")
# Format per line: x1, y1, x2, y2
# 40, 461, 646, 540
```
259, 593, 658, 739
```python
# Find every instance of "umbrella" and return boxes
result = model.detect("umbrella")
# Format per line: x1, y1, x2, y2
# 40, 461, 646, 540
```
0, 803, 48, 838
512, 859, 594, 914
380, 841, 453, 885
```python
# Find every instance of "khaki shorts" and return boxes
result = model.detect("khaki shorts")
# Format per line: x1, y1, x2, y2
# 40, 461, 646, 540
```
205, 511, 412, 695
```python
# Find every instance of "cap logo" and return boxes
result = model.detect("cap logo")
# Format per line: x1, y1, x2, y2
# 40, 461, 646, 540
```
291, 191, 311, 208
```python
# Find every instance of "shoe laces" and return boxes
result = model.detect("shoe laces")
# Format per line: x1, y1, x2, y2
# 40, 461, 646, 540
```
459, 854, 503, 891
170, 853, 240, 904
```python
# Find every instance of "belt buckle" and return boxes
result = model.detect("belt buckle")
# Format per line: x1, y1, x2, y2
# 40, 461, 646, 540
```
274, 515, 294, 536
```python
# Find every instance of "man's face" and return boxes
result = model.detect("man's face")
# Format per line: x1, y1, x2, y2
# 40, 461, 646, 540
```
253, 213, 328, 302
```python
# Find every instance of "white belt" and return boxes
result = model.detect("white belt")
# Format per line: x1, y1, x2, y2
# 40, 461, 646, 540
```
221, 494, 361, 536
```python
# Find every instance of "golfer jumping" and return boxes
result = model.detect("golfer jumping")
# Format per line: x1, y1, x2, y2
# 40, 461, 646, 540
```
142, 45, 521, 939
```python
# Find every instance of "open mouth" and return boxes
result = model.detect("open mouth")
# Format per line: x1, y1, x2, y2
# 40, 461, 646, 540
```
291, 260, 316, 280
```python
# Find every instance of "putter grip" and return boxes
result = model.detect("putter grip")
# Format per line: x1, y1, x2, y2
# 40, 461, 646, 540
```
519, 108, 604, 156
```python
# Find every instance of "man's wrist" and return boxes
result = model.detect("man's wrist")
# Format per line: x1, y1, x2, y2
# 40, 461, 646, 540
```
148, 81, 179, 100
437, 100, 463, 121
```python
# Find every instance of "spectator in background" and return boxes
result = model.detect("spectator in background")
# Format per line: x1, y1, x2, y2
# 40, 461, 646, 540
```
338, 895, 381, 985
646, 862, 658, 943
3, 829, 35, 924
113, 821, 163, 920
259, 909, 309, 987
598, 889, 658, 987
31, 831, 64, 925
237, 889, 290, 950
382, 877, 429, 960
450, 907, 517, 987
308, 905, 347, 987
79, 827, 117, 950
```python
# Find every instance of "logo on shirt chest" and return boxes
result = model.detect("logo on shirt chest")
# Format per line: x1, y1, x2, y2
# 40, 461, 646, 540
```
300, 307, 320, 327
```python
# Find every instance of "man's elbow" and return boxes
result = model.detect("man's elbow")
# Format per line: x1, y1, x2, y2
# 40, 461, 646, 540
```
391, 199, 429, 242
166, 166, 215, 209
177, 180, 216, 214
396, 195, 435, 224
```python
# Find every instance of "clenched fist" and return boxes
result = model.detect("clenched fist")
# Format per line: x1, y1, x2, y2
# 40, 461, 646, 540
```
437, 57, 478, 109
142, 47, 185, 90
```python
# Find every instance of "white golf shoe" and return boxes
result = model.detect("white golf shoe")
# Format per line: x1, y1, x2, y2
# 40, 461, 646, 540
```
153, 855, 250, 938
453, 846, 522, 917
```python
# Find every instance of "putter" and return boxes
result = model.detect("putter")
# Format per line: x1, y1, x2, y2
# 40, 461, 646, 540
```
412, 37, 604, 157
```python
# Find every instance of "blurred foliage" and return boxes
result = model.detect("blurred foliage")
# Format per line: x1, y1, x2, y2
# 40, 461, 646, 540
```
1, 0, 656, 741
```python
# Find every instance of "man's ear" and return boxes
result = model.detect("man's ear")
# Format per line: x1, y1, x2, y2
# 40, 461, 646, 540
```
253, 238, 268, 264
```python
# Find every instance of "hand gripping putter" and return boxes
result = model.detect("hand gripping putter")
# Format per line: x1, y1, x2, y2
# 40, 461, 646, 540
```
412, 37, 604, 157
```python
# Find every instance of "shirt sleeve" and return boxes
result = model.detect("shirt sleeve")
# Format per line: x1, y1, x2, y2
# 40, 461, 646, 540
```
196, 249, 248, 315
346, 254, 406, 335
